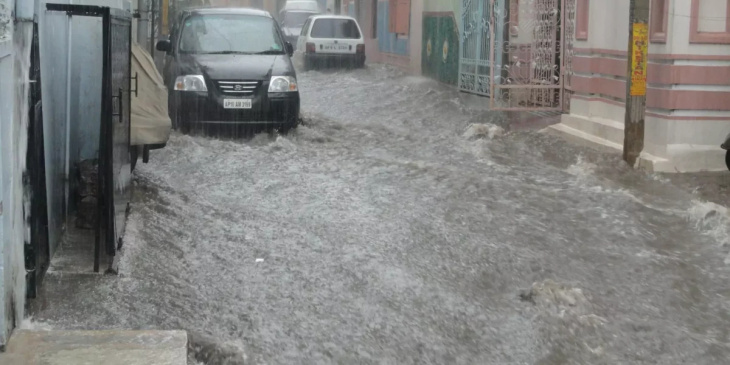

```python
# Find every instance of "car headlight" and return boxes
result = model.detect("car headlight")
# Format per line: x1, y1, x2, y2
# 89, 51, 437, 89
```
174, 75, 208, 92
268, 76, 298, 93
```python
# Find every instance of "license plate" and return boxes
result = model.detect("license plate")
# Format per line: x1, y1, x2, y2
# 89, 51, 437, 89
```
323, 44, 349, 51
223, 99, 252, 109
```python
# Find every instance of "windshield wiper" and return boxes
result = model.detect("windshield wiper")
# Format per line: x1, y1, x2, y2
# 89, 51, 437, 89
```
256, 50, 286, 55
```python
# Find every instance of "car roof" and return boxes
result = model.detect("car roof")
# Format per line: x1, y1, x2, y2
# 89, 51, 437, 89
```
183, 7, 272, 18
310, 15, 357, 21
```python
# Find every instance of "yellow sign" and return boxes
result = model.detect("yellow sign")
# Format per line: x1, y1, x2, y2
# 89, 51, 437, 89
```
630, 23, 649, 96
161, 0, 170, 35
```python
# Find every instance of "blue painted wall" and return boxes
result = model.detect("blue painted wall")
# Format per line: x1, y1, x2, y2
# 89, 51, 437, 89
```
376, 0, 408, 56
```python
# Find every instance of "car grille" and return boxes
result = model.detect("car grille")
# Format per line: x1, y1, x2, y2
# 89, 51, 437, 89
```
216, 80, 261, 95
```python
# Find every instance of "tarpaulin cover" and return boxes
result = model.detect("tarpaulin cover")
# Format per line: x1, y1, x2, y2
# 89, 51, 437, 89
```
131, 41, 171, 145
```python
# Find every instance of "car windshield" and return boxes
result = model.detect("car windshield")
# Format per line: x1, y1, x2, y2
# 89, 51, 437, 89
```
310, 18, 361, 39
282, 12, 313, 28
178, 14, 285, 54
285, 1, 318, 12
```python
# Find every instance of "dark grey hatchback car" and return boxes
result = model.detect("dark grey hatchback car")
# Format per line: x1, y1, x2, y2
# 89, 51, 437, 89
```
156, 8, 300, 134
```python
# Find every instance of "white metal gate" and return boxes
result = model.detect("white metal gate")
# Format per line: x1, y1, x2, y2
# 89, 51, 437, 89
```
458, 0, 505, 96
459, 0, 575, 111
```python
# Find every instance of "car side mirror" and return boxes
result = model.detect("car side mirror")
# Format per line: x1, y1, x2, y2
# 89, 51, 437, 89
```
285, 42, 294, 57
156, 40, 171, 53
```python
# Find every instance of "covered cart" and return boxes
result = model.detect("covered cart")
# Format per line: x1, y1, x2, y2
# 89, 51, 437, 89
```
131, 41, 171, 169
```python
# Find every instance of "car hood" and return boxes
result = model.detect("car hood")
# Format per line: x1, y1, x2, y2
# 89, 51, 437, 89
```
177, 53, 295, 80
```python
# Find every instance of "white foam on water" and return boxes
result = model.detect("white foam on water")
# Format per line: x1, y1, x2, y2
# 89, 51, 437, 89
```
0, 2, 10, 41
268, 135, 297, 153
462, 123, 505, 141
19, 317, 54, 331
566, 155, 596, 180
117, 209, 145, 275
687, 200, 730, 254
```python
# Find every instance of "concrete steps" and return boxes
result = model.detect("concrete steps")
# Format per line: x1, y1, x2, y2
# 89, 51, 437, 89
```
545, 116, 677, 172
2, 330, 188, 364
545, 121, 624, 153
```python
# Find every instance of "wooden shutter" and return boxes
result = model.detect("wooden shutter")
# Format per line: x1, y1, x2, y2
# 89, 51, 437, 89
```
389, 0, 398, 33
394, 0, 410, 34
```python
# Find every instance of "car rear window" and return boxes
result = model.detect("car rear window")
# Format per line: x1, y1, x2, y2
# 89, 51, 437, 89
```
310, 19, 361, 39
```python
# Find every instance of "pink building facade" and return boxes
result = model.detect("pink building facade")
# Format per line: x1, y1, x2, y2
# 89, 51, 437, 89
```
552, 0, 730, 172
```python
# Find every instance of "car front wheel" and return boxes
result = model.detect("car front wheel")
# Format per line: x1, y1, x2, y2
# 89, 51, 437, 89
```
304, 58, 314, 71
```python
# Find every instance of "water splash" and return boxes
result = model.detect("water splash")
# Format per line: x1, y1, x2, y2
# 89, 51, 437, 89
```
19, 317, 54, 331
0, 2, 9, 41
566, 154, 597, 180
687, 200, 730, 253
462, 123, 505, 140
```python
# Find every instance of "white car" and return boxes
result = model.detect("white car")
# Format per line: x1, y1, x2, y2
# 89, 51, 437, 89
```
296, 15, 365, 70
279, 0, 320, 18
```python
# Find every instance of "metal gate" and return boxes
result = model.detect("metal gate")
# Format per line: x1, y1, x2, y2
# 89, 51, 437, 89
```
562, 0, 576, 112
45, 4, 132, 272
459, 0, 575, 111
99, 7, 133, 272
25, 22, 50, 298
458, 0, 506, 96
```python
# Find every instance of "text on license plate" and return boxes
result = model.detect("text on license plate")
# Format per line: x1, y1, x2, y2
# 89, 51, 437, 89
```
223, 99, 252, 109
323, 44, 349, 51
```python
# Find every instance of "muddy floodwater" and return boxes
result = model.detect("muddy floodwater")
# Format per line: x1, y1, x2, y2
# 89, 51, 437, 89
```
31, 65, 730, 364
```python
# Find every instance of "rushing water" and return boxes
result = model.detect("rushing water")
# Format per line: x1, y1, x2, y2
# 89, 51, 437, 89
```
31, 65, 730, 364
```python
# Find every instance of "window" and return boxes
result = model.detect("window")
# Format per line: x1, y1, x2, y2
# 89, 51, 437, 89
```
300, 18, 311, 36
576, 0, 589, 40
689, 0, 730, 44
650, 0, 669, 43
310, 18, 362, 39
388, 0, 410, 35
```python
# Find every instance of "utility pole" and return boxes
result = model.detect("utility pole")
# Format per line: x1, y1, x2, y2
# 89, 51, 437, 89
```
623, 0, 650, 167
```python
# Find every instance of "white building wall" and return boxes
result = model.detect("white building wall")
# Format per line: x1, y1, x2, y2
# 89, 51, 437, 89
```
578, 0, 630, 52
0, 0, 32, 347
0, 31, 12, 349
554, 0, 730, 172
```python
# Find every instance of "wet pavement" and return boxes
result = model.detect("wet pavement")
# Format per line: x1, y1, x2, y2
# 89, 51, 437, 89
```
30, 65, 730, 364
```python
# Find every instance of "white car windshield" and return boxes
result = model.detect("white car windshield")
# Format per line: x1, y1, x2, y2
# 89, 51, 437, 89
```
310, 18, 361, 39
179, 14, 285, 54
282, 12, 314, 28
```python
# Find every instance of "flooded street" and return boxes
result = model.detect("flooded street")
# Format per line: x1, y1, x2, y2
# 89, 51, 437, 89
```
32, 66, 730, 364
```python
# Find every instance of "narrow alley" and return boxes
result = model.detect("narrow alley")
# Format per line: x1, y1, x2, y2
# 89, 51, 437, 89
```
29, 66, 730, 364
